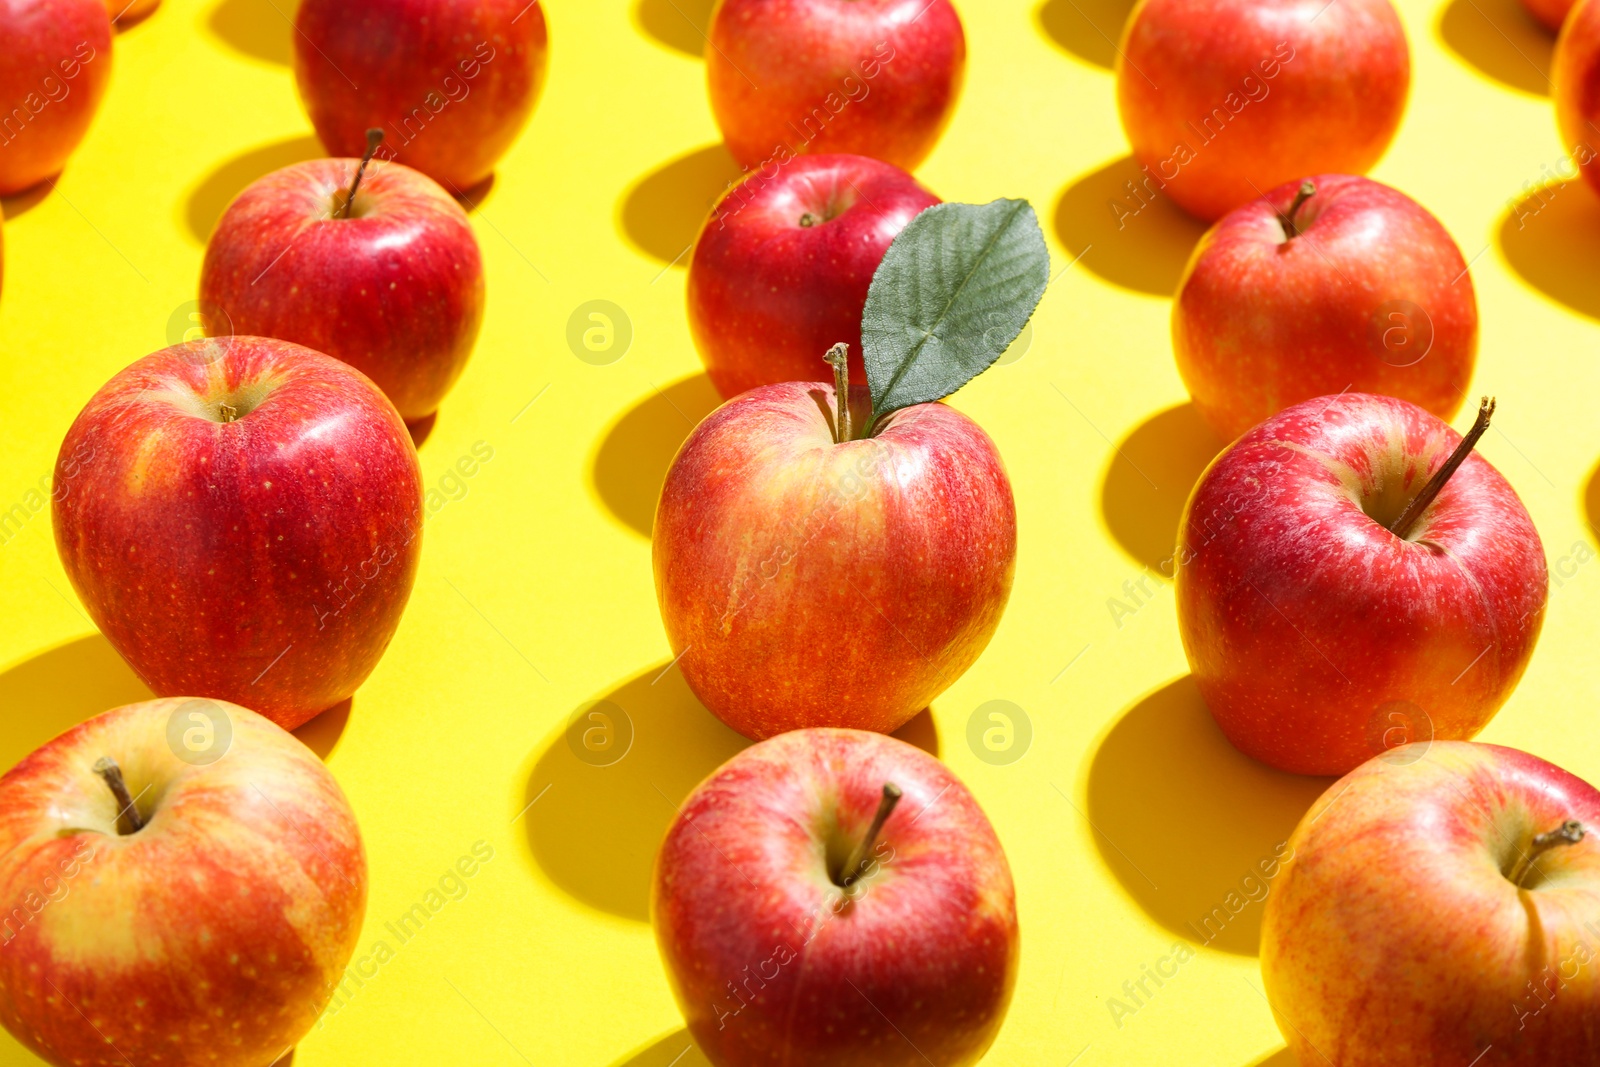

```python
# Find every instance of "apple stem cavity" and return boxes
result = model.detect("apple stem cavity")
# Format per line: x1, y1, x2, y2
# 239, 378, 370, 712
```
1280, 180, 1317, 239
1510, 819, 1585, 888
839, 783, 903, 888
824, 343, 854, 444
92, 757, 145, 834
1388, 397, 1496, 541
338, 127, 385, 220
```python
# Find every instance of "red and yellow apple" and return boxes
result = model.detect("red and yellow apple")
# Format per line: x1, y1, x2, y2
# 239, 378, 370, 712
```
707, 0, 966, 172
688, 153, 939, 399
1175, 393, 1547, 776
1264, 741, 1600, 1062
653, 727, 1017, 1067
0, 697, 366, 1067
200, 155, 485, 424
1174, 174, 1477, 441
52, 336, 425, 730
654, 381, 1015, 739
0, 0, 112, 196
293, 0, 549, 191
1116, 0, 1410, 220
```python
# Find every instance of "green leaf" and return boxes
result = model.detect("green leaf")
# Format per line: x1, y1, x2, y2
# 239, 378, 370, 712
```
860, 199, 1050, 427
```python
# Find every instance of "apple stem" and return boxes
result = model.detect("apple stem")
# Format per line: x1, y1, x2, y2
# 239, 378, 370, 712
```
1280, 180, 1317, 239
840, 783, 902, 888
799, 212, 820, 228
338, 128, 385, 220
1510, 819, 1585, 888
1387, 397, 1495, 541
218, 403, 238, 423
92, 757, 145, 834
824, 343, 853, 443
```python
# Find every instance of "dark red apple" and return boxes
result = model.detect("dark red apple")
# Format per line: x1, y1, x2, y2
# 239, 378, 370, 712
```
1116, 0, 1410, 220
653, 727, 1017, 1067
1174, 174, 1477, 441
52, 336, 424, 730
707, 0, 966, 172
1175, 393, 1547, 775
293, 0, 548, 191
0, 0, 112, 196
654, 381, 1015, 740
200, 152, 484, 423
688, 153, 940, 399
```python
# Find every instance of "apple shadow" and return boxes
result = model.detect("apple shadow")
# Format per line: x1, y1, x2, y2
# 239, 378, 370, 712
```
449, 173, 496, 215
523, 665, 941, 923
1035, 0, 1136, 70
1437, 0, 1552, 97
589, 374, 724, 538
207, 0, 293, 65
1247, 1050, 1296, 1067
633, 0, 715, 57
612, 1029, 711, 1066
618, 144, 744, 266
1086, 676, 1333, 956
0, 634, 154, 775
1584, 460, 1600, 538
111, 1, 160, 30
522, 662, 751, 922
407, 412, 439, 450
292, 698, 351, 761
182, 135, 323, 244
1498, 179, 1600, 320
2, 178, 55, 220
1099, 402, 1224, 572
1055, 155, 1208, 297
893, 708, 940, 758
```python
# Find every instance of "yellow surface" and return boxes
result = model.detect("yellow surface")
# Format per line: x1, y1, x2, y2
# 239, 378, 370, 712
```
1, 0, 1597, 1064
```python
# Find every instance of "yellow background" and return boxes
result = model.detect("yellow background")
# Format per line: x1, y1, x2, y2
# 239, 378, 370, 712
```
1, 0, 1597, 1063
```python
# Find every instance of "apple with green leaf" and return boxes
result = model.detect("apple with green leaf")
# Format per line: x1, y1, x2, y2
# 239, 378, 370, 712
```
655, 198, 1049, 740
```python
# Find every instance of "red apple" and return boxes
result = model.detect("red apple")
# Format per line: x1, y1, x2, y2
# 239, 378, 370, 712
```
1263, 741, 1600, 1063
293, 0, 548, 191
1174, 393, 1547, 776
0, 0, 112, 196
1556, 0, 1600, 195
707, 0, 966, 172
689, 154, 940, 399
0, 697, 366, 1067
52, 336, 424, 731
1174, 174, 1477, 441
654, 381, 1015, 739
1116, 0, 1410, 221
200, 154, 485, 424
653, 727, 1017, 1067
